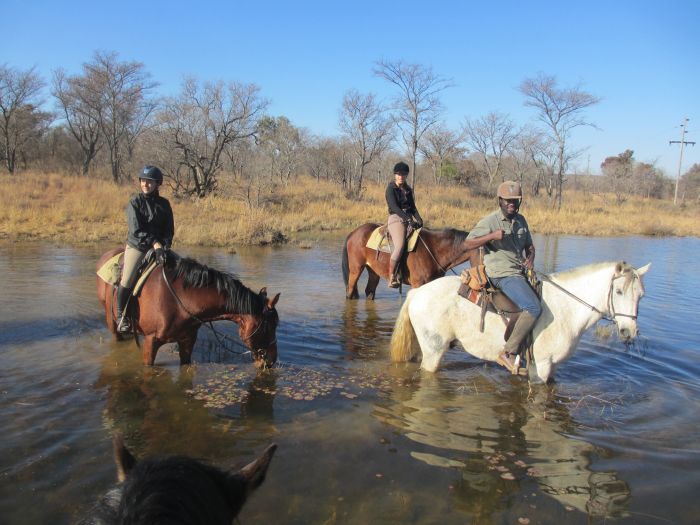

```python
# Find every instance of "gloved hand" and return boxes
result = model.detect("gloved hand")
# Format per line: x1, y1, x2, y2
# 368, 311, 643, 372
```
412, 218, 423, 229
155, 247, 166, 266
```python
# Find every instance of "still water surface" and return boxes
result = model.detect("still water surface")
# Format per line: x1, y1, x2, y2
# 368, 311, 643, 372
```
0, 235, 698, 524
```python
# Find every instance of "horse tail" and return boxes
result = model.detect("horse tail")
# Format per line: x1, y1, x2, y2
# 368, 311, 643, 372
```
390, 290, 419, 362
342, 239, 350, 286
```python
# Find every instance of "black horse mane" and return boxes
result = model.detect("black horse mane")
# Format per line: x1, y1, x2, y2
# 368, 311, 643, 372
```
171, 257, 264, 315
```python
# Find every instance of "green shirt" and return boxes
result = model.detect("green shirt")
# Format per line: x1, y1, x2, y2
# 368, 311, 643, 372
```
467, 209, 533, 278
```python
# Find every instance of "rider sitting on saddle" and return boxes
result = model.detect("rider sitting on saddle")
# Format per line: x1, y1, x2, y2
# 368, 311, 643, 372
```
116, 165, 174, 333
464, 181, 541, 373
385, 161, 423, 288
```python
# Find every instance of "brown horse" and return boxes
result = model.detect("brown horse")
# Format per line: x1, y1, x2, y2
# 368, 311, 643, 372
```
96, 248, 280, 368
342, 223, 479, 299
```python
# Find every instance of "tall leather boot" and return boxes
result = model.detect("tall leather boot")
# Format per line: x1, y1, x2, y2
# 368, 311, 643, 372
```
388, 259, 400, 288
497, 311, 537, 374
116, 285, 133, 333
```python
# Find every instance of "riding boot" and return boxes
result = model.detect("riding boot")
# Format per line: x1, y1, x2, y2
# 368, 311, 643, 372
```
388, 259, 400, 288
116, 285, 133, 333
497, 312, 537, 374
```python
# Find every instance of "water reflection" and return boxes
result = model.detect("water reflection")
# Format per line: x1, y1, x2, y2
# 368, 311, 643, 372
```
374, 372, 630, 517
94, 341, 276, 459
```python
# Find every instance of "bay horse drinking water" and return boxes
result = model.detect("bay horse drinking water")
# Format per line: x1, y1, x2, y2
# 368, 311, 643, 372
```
96, 248, 280, 368
342, 222, 479, 299
390, 261, 650, 383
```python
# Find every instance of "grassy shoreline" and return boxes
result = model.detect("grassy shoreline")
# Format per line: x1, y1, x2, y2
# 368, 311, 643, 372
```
1, 172, 698, 248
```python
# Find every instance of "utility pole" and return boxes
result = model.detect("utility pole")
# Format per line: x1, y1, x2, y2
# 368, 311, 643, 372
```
669, 118, 696, 205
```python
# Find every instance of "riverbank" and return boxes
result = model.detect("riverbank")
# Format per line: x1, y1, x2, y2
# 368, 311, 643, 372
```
1, 172, 698, 247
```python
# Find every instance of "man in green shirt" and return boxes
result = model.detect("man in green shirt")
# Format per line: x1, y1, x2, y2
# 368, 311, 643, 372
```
465, 181, 541, 373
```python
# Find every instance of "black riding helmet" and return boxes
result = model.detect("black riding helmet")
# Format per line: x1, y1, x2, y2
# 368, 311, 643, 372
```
140, 165, 163, 184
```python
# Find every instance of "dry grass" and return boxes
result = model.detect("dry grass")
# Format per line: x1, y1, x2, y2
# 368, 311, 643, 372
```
1, 172, 698, 247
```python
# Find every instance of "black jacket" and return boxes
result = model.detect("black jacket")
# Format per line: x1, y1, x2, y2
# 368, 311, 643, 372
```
385, 182, 422, 223
126, 192, 174, 252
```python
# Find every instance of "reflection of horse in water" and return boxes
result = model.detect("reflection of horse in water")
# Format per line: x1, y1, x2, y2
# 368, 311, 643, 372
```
95, 344, 278, 458
391, 261, 650, 382
342, 223, 479, 299
96, 248, 280, 368
78, 433, 275, 525
373, 373, 631, 517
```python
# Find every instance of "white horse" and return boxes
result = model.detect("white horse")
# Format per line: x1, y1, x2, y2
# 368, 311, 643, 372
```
390, 261, 651, 383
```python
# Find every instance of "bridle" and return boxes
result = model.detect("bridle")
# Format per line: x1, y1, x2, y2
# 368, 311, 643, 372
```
537, 269, 641, 323
161, 265, 277, 358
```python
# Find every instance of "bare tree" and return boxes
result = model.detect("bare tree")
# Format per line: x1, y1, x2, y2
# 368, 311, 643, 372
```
339, 89, 393, 198
52, 69, 103, 175
519, 73, 600, 209
461, 111, 520, 192
418, 125, 462, 185
256, 116, 306, 186
601, 149, 635, 203
0, 64, 51, 174
374, 59, 452, 190
78, 51, 158, 182
157, 77, 267, 197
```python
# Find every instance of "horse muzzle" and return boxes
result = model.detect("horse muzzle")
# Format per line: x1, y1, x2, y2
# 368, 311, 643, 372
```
252, 344, 278, 369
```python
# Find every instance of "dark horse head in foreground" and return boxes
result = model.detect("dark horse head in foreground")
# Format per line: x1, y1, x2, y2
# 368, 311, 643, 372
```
96, 248, 280, 368
78, 434, 276, 525
342, 223, 479, 299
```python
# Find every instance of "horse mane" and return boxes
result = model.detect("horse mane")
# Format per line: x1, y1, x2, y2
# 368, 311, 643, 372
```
171, 257, 264, 315
552, 260, 636, 288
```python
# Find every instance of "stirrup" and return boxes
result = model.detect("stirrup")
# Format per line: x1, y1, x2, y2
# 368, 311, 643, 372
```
117, 316, 131, 333
388, 277, 400, 289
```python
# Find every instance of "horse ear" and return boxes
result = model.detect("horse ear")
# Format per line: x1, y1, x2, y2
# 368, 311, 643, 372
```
268, 293, 280, 309
259, 287, 267, 298
231, 444, 277, 498
112, 432, 137, 482
636, 262, 651, 277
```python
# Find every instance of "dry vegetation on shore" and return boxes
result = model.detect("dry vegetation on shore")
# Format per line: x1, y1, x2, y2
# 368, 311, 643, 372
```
1, 172, 698, 247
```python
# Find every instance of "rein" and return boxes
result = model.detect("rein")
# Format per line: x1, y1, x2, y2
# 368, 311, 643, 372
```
160, 266, 275, 357
417, 236, 459, 276
535, 269, 638, 322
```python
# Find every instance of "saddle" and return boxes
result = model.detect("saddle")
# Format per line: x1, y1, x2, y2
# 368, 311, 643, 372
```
458, 282, 523, 340
96, 249, 164, 295
365, 225, 421, 253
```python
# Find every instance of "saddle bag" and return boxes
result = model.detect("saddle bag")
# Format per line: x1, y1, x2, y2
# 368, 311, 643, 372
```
460, 264, 488, 291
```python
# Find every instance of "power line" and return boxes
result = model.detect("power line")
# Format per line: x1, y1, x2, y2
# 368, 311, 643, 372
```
669, 118, 696, 205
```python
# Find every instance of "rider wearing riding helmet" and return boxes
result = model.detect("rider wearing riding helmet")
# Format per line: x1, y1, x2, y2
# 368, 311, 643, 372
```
116, 165, 174, 333
385, 161, 423, 288
464, 181, 541, 373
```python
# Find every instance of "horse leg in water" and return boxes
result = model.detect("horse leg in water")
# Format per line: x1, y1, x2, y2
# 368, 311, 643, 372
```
346, 261, 365, 300
176, 333, 197, 365
365, 267, 380, 300
142, 334, 165, 366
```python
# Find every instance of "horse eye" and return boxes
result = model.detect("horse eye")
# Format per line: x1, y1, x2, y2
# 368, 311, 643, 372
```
616, 289, 623, 295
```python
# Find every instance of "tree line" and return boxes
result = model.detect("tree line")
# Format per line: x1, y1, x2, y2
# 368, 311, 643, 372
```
2, 52, 697, 206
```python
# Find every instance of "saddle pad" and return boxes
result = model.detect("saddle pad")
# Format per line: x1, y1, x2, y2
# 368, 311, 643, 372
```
96, 253, 122, 285
134, 261, 157, 294
95, 252, 157, 295
365, 226, 421, 253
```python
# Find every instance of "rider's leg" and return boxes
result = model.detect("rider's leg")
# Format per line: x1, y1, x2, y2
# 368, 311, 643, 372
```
387, 215, 406, 288
117, 245, 145, 332
492, 275, 542, 372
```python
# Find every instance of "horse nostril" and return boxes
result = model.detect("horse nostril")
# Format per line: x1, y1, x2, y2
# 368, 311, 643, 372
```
619, 328, 630, 340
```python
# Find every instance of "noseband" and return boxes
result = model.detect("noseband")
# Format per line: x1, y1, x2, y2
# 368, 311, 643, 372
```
606, 272, 641, 321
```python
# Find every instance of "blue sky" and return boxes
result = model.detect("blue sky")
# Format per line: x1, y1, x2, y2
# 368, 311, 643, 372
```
4, 0, 699, 176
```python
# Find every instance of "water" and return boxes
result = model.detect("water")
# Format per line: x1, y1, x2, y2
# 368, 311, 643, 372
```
0, 235, 698, 524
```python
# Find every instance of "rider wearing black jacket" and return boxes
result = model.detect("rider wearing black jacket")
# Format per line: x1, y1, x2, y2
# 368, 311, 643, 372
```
116, 166, 174, 333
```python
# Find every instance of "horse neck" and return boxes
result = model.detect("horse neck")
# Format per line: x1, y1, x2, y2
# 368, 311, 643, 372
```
432, 232, 475, 269
543, 265, 614, 334
173, 283, 239, 322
